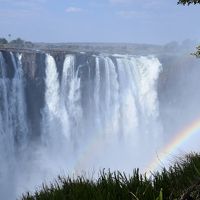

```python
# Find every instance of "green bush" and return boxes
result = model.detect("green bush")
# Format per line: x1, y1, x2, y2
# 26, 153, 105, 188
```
21, 153, 200, 200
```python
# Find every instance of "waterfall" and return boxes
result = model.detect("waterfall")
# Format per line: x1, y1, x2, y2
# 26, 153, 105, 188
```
0, 52, 14, 199
64, 55, 82, 140
0, 52, 28, 151
116, 56, 162, 139
42, 54, 60, 143
11, 53, 28, 148
116, 57, 139, 138
94, 57, 101, 128
43, 54, 82, 142
65, 54, 162, 171
0, 51, 163, 199
103, 57, 120, 136
0, 52, 28, 199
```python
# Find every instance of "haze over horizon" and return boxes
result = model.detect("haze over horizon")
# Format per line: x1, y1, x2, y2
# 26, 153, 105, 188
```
0, 0, 200, 44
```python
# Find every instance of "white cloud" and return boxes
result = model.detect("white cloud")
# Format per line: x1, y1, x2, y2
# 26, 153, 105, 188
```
65, 7, 83, 13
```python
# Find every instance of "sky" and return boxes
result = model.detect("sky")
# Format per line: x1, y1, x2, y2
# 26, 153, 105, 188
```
0, 0, 200, 44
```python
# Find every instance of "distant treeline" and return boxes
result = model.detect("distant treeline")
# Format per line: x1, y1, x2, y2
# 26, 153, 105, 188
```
0, 38, 34, 48
0, 37, 199, 57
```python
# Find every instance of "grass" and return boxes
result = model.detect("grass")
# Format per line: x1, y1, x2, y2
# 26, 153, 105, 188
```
21, 153, 200, 200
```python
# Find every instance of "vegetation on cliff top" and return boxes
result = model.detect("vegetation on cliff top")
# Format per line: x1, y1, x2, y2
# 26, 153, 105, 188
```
21, 153, 200, 200
194, 46, 200, 57
178, 0, 200, 5
0, 37, 34, 48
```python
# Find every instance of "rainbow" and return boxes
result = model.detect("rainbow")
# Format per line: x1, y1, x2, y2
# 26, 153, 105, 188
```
146, 118, 200, 173
73, 118, 200, 174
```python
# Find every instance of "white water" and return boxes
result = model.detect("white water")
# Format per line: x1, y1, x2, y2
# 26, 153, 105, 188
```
0, 52, 162, 199
0, 52, 28, 199
40, 54, 162, 173
94, 57, 101, 128
84, 55, 162, 171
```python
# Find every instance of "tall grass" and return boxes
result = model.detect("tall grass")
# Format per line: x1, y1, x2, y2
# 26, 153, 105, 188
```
21, 153, 200, 200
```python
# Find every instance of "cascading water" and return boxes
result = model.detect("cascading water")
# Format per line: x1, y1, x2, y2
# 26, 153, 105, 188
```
40, 54, 162, 173
42, 54, 61, 143
63, 55, 83, 141
0, 52, 28, 199
0, 51, 162, 199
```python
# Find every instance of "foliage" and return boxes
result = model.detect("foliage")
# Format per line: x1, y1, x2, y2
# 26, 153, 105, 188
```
178, 0, 200, 5
194, 46, 200, 57
0, 38, 8, 44
8, 38, 34, 48
10, 38, 25, 45
0, 37, 34, 48
21, 153, 200, 200
24, 41, 34, 48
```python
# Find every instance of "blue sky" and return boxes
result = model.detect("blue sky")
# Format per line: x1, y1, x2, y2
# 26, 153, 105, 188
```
0, 0, 200, 44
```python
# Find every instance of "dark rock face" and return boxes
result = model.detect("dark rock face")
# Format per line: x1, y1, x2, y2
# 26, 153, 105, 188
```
51, 52, 65, 82
1, 51, 15, 78
21, 53, 46, 138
